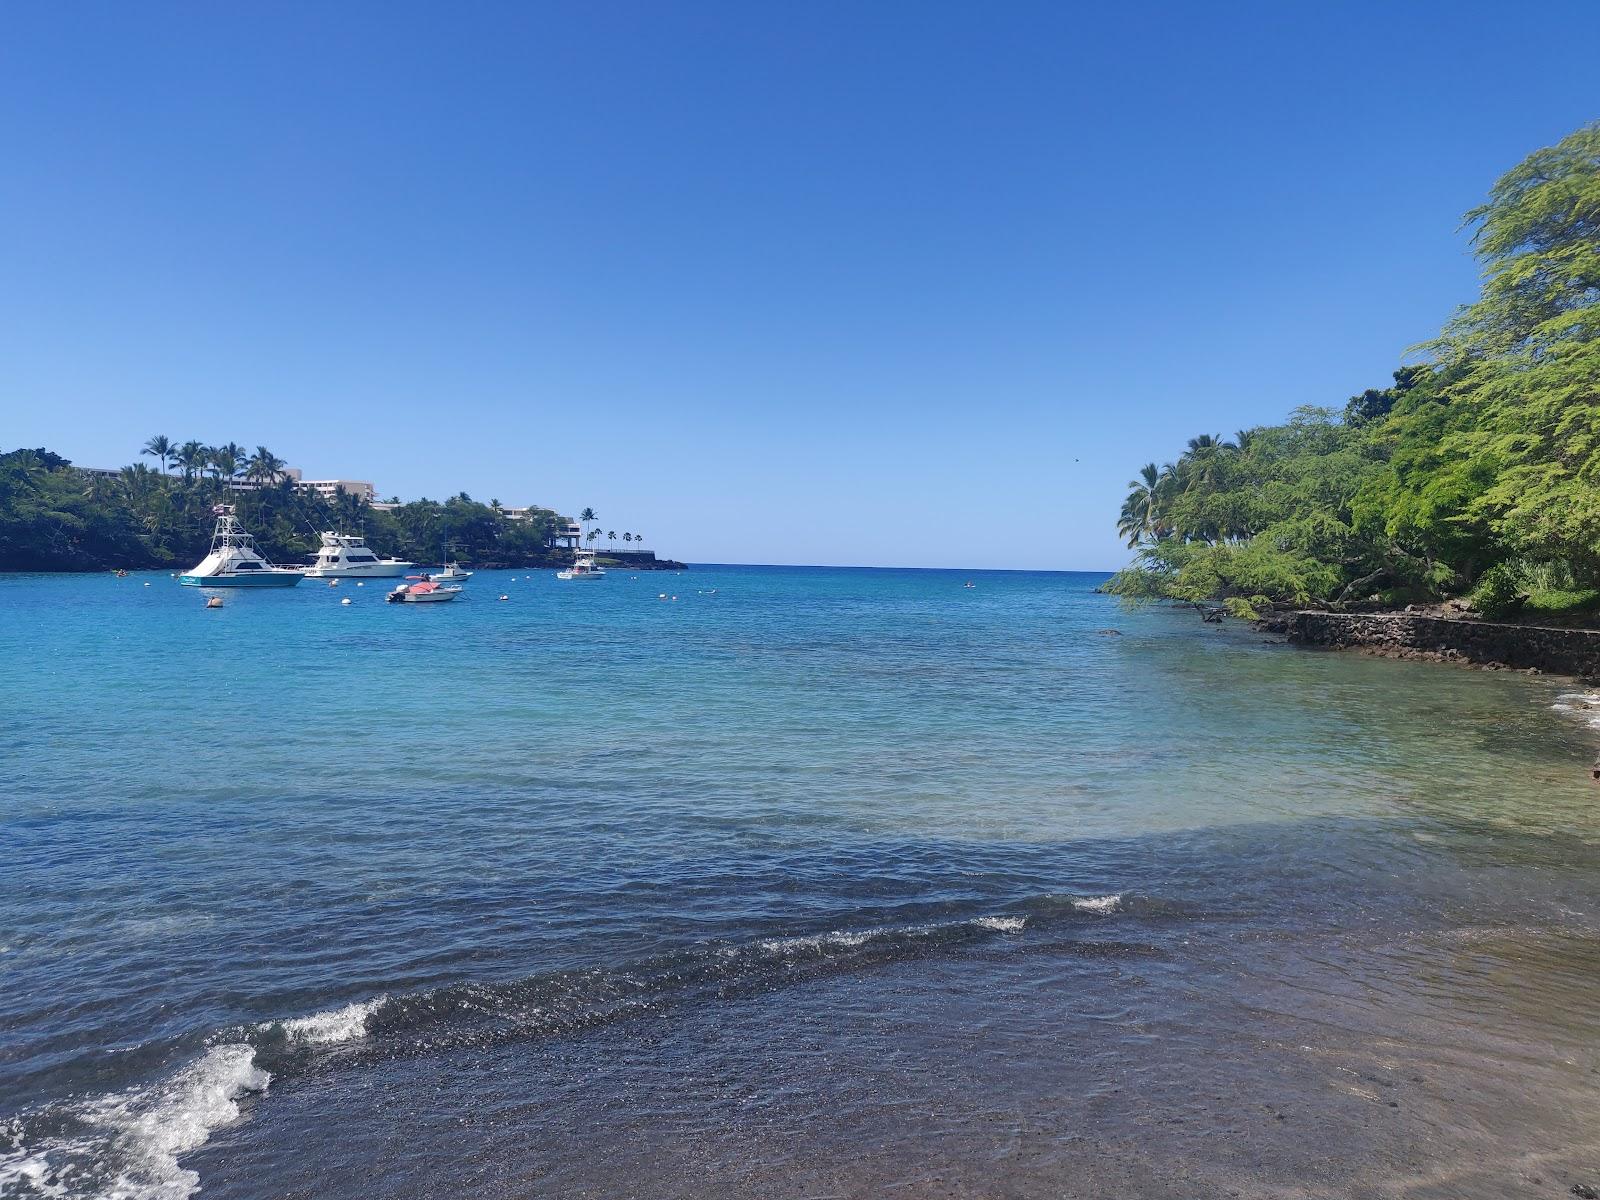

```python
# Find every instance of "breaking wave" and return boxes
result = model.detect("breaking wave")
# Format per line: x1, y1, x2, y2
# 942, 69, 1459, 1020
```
1071, 893, 1124, 914
0, 892, 1154, 1198
265, 996, 386, 1046
0, 1044, 267, 1200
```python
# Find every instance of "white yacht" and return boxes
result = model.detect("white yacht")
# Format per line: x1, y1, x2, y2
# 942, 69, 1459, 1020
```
304, 532, 414, 578
180, 506, 304, 587
556, 551, 606, 581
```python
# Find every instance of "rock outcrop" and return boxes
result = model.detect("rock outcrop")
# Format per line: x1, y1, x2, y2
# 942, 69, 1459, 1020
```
1268, 611, 1600, 679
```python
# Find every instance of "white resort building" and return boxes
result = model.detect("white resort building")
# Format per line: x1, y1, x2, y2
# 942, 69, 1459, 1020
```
227, 469, 375, 503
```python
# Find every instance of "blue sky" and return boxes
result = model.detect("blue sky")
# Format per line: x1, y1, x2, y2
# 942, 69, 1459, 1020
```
2, 2, 1596, 568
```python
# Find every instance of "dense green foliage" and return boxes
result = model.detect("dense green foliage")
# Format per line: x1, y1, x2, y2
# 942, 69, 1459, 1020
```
1109, 122, 1600, 618
0, 443, 569, 571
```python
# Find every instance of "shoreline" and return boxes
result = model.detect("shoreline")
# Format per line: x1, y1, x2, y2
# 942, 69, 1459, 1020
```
1261, 609, 1600, 682
0, 550, 690, 574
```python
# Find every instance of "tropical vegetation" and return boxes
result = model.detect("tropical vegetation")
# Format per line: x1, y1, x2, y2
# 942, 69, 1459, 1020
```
0, 442, 575, 571
1107, 121, 1600, 621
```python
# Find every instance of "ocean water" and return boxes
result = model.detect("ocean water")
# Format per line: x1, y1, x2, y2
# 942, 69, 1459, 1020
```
3, 565, 1600, 1199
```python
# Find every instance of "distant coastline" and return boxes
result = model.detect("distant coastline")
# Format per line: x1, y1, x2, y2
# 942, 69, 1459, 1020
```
0, 444, 683, 574
0, 550, 689, 575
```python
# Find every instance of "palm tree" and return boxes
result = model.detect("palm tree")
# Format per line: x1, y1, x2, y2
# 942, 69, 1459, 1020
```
142, 435, 174, 475
246, 446, 286, 486
1118, 463, 1164, 548
607, 530, 616, 549
1234, 429, 1255, 452
82, 471, 115, 503
173, 440, 207, 484
208, 444, 242, 484
332, 490, 366, 534
0, 450, 46, 512
1180, 433, 1234, 490
623, 532, 633, 550
119, 463, 163, 507
579, 506, 597, 541
1184, 432, 1238, 457
587, 529, 600, 549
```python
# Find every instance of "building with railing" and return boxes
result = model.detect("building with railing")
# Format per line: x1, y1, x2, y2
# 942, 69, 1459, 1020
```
224, 468, 303, 493
295, 477, 376, 503
546, 519, 582, 549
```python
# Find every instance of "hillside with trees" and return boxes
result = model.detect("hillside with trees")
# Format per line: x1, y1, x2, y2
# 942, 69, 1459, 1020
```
0, 442, 568, 571
1108, 122, 1600, 621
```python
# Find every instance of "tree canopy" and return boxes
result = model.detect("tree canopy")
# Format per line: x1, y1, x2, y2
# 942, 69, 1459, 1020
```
0, 443, 569, 571
1108, 122, 1600, 619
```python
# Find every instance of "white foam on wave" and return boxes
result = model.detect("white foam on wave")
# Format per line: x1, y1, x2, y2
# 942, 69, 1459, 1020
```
757, 913, 1033, 956
973, 916, 1027, 933
271, 996, 385, 1046
757, 929, 876, 955
0, 1044, 269, 1200
1072, 893, 1124, 915
1551, 692, 1600, 729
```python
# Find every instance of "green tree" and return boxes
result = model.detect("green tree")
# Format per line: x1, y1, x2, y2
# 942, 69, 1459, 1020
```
174, 441, 207, 483
1118, 463, 1164, 548
1110, 122, 1600, 614
246, 446, 286, 485
142, 435, 174, 475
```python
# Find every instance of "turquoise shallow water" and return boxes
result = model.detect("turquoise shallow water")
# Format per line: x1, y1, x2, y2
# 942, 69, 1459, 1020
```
4, 566, 1600, 1198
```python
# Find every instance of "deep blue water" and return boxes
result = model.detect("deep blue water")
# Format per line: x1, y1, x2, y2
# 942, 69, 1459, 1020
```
4, 565, 1600, 1198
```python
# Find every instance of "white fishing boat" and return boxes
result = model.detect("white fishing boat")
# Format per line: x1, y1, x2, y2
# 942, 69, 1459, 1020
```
431, 547, 473, 583
386, 576, 463, 603
556, 551, 606, 581
303, 532, 414, 578
180, 507, 304, 587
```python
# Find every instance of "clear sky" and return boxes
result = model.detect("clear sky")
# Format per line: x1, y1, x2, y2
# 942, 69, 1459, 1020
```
2, 2, 1596, 568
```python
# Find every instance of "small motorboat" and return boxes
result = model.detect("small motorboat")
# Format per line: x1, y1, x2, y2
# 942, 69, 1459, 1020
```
387, 575, 464, 604
431, 545, 473, 582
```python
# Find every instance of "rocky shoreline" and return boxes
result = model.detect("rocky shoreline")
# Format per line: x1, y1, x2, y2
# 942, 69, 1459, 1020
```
1261, 609, 1600, 681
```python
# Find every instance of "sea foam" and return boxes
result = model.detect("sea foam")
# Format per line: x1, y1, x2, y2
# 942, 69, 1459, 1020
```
0, 998, 382, 1199
1071, 893, 1124, 915
271, 996, 385, 1046
1551, 692, 1600, 729
0, 1044, 268, 1200
973, 916, 1027, 933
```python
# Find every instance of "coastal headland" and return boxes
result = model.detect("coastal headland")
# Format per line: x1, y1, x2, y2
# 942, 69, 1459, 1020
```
0, 444, 684, 573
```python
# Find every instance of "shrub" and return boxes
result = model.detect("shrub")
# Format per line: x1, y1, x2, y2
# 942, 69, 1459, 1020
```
1470, 562, 1526, 618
